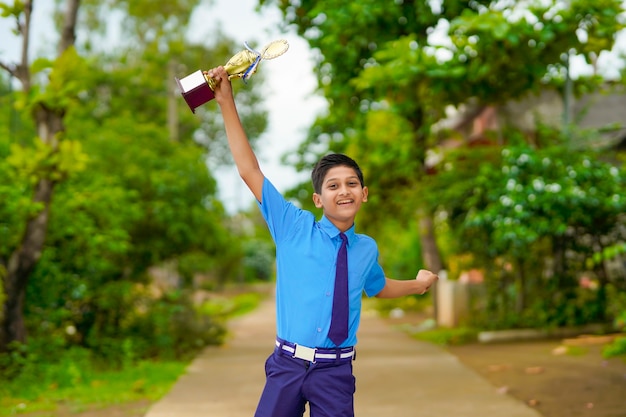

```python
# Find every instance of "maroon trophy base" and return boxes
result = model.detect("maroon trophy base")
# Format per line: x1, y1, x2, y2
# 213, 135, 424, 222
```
175, 70, 215, 113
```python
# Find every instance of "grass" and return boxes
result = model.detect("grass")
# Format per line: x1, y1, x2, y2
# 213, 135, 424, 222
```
410, 327, 479, 346
362, 295, 480, 347
0, 360, 186, 416
199, 291, 265, 319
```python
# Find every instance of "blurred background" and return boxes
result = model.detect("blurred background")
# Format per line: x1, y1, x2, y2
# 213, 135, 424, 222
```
1, 0, 625, 416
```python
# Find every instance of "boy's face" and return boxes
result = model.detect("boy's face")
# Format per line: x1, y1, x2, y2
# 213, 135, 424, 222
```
312, 165, 368, 230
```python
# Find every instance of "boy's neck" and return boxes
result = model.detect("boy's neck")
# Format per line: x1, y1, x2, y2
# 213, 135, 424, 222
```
324, 215, 355, 233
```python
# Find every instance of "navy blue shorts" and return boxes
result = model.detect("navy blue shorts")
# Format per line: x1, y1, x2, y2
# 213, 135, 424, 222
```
254, 348, 356, 417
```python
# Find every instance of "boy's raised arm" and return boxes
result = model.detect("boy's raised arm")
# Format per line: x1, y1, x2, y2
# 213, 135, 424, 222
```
208, 66, 265, 202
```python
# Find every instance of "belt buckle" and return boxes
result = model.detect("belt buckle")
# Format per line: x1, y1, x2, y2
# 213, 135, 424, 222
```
293, 344, 316, 363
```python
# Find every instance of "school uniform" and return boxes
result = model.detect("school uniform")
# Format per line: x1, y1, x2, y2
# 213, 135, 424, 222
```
254, 178, 386, 417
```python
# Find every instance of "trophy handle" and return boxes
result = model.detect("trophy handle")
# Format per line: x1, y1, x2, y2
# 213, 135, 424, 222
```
260, 39, 289, 60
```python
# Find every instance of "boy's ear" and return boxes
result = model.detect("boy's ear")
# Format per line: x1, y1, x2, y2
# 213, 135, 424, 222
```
362, 186, 368, 202
312, 192, 323, 208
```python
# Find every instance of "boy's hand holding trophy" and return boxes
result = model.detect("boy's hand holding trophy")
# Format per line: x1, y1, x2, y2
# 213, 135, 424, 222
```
176, 39, 289, 113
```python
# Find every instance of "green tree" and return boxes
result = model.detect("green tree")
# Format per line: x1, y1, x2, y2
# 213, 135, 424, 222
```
425, 127, 626, 327
0, 0, 84, 352
0, 0, 270, 357
263, 0, 625, 275
264, 0, 623, 280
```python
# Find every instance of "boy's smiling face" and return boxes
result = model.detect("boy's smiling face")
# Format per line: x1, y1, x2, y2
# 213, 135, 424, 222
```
312, 165, 368, 231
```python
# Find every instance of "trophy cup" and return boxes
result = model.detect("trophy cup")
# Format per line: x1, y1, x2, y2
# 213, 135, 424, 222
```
176, 39, 289, 113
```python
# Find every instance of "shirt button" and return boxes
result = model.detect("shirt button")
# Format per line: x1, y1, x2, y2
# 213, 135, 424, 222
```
317, 328, 322, 333
325, 292, 331, 296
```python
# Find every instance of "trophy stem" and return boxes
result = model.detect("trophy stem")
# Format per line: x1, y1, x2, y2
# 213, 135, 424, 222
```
205, 73, 218, 91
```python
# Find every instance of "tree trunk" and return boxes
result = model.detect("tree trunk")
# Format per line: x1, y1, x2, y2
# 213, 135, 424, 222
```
418, 209, 443, 273
418, 209, 443, 324
0, 0, 80, 352
593, 237, 609, 322
515, 256, 526, 313
1, 178, 54, 347
167, 59, 180, 142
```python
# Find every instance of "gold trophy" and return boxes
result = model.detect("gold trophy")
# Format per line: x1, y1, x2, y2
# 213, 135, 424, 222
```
176, 39, 289, 113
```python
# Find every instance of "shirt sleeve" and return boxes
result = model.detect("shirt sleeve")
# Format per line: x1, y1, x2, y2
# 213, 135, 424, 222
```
257, 178, 306, 245
361, 238, 386, 297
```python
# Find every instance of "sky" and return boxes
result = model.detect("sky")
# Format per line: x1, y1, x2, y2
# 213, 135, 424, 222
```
0, 0, 326, 213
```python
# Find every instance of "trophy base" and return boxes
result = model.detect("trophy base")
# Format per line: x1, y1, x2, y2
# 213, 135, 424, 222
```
175, 70, 215, 113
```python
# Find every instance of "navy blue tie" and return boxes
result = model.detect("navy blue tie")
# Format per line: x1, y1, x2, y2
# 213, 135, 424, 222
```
328, 232, 349, 346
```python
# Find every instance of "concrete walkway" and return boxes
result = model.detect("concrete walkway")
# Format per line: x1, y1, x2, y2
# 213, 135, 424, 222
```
144, 297, 541, 417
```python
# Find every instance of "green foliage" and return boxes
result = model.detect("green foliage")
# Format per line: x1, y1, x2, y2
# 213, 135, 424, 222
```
1, 0, 270, 373
369, 294, 430, 318
424, 131, 626, 328
603, 335, 626, 358
28, 47, 92, 112
457, 144, 625, 256
198, 292, 265, 320
7, 138, 89, 184
177, 251, 220, 288
606, 289, 626, 356
265, 0, 626, 335
272, 0, 625, 173
0, 1, 25, 30
0, 83, 38, 259
86, 289, 227, 363
22, 148, 217, 362
411, 327, 479, 347
369, 217, 424, 279
0, 290, 263, 414
446, 0, 625, 100
593, 242, 626, 265
25, 277, 227, 365
242, 239, 275, 282
607, 285, 626, 326
270, 3, 626, 312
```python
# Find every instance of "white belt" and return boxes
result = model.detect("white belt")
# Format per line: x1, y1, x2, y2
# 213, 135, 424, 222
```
275, 339, 355, 363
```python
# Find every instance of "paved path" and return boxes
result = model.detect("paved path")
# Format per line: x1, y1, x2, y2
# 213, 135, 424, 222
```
144, 297, 541, 417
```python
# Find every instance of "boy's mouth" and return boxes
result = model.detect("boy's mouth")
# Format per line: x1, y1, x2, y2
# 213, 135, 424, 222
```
337, 199, 353, 205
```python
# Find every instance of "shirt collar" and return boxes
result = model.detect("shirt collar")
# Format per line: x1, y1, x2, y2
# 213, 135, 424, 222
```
319, 215, 356, 245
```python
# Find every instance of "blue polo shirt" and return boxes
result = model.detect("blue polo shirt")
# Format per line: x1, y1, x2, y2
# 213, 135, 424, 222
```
258, 178, 386, 348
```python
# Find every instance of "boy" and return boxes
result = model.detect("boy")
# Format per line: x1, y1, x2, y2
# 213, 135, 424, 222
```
208, 65, 438, 417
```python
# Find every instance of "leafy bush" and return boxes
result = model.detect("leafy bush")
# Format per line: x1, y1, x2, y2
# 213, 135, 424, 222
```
177, 251, 218, 288
198, 292, 264, 319
242, 240, 275, 282
85, 287, 227, 364
0, 289, 265, 415
602, 306, 626, 358
370, 294, 430, 317
20, 279, 227, 370
424, 137, 626, 330
603, 335, 626, 358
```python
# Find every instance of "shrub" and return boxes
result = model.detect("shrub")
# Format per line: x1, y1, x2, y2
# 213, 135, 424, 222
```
603, 335, 626, 358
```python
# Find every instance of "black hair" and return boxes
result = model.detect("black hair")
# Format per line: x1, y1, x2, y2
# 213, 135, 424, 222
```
311, 153, 365, 194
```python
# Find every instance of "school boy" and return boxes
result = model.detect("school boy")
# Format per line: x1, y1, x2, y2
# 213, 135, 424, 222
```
208, 65, 439, 417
